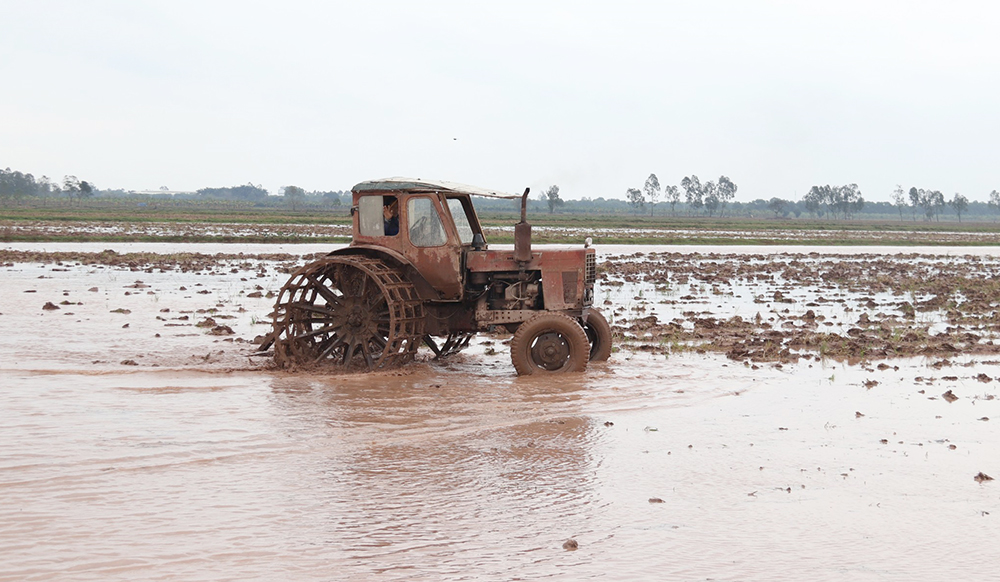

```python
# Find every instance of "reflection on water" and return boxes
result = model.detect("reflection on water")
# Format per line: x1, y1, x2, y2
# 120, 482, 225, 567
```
4, 354, 999, 581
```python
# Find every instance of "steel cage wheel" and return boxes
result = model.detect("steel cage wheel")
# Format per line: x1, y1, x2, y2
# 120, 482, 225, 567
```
271, 257, 424, 371
510, 312, 589, 375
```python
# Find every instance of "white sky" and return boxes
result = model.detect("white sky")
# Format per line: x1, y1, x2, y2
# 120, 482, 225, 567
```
3, 1, 999, 202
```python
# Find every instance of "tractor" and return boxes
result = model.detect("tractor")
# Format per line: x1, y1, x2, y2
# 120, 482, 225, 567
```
265, 177, 611, 375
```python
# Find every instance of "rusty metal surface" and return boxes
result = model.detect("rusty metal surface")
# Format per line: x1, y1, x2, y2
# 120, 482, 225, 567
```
467, 248, 595, 311
514, 222, 532, 262
352, 191, 466, 299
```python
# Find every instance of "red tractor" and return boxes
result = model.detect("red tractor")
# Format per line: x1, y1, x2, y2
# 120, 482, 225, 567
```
266, 178, 611, 375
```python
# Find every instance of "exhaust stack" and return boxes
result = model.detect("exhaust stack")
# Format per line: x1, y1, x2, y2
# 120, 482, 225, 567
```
514, 187, 532, 263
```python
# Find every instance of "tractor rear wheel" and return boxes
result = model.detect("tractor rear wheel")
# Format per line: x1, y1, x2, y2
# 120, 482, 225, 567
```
271, 256, 424, 371
583, 309, 612, 361
510, 312, 589, 375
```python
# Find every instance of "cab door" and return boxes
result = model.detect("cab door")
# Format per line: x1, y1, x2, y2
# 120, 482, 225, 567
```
403, 195, 463, 300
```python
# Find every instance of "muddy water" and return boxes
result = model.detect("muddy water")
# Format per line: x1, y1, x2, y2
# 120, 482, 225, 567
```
3, 246, 1000, 581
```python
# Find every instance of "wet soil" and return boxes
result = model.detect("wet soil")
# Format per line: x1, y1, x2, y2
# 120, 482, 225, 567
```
7, 217, 1000, 246
0, 220, 353, 242
600, 250, 1000, 363
6, 246, 1000, 363
2, 243, 999, 581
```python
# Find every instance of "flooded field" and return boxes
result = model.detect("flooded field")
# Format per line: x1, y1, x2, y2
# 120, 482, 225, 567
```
2, 242, 999, 581
9, 217, 1000, 246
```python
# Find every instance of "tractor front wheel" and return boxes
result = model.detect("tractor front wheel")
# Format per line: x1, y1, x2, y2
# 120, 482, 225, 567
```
583, 309, 612, 362
510, 313, 589, 375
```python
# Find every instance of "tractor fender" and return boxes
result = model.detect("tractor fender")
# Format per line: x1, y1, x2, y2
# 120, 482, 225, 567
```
327, 245, 443, 301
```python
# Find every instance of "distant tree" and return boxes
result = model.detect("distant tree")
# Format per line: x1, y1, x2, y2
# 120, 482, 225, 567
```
283, 185, 306, 210
949, 192, 968, 222
79, 181, 94, 199
664, 184, 680, 215
544, 185, 563, 213
715, 176, 738, 217
767, 197, 787, 217
989, 190, 1000, 221
626, 187, 644, 214
0, 169, 14, 203
63, 175, 80, 202
912, 188, 944, 221
803, 187, 822, 217
838, 184, 864, 218
931, 190, 945, 221
643, 174, 660, 216
38, 176, 54, 197
681, 175, 703, 215
908, 187, 920, 221
322, 191, 343, 207
702, 180, 719, 216
41, 176, 58, 205
891, 185, 906, 221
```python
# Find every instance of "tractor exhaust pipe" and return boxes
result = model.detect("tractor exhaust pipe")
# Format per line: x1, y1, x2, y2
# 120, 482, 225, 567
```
514, 187, 532, 263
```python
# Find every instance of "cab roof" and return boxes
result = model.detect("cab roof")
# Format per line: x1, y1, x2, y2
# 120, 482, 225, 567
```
352, 177, 517, 199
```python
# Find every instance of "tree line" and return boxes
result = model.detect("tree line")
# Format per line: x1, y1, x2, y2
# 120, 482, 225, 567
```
1, 168, 94, 203
888, 186, 974, 222
619, 174, 738, 217
1, 167, 353, 208
6, 164, 1000, 221
801, 184, 864, 219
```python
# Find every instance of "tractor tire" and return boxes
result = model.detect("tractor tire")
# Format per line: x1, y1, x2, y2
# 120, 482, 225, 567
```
583, 309, 612, 362
270, 256, 424, 371
510, 312, 589, 375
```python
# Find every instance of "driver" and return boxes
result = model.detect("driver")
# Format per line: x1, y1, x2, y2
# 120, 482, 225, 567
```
383, 199, 399, 236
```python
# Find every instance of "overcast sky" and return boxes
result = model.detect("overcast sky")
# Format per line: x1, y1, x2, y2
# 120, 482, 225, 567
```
3, 1, 999, 202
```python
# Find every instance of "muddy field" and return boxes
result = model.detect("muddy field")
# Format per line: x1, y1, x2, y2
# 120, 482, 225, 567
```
2, 242, 999, 581
8, 217, 1000, 246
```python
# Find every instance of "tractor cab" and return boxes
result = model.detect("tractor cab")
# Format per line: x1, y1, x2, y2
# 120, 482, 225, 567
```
349, 179, 490, 300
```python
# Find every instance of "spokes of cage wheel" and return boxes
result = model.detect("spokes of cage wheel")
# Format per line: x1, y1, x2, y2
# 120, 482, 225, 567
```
423, 332, 475, 358
272, 256, 424, 371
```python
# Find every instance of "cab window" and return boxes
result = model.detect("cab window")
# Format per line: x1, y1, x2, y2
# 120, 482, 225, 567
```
358, 195, 398, 237
407, 197, 447, 247
447, 198, 474, 245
